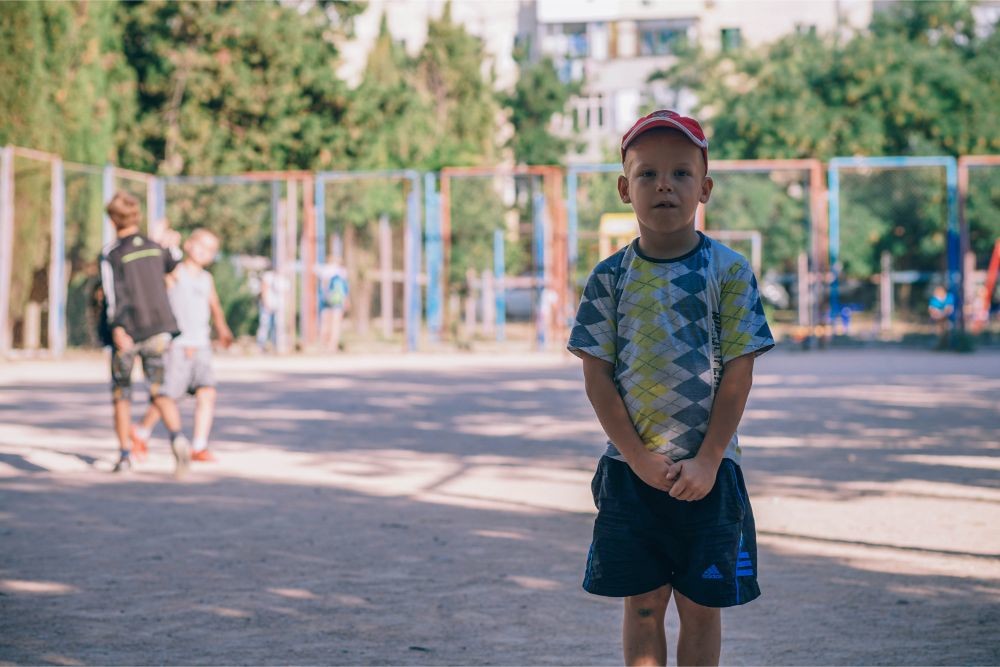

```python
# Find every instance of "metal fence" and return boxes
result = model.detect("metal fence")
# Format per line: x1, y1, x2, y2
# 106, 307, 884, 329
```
2, 145, 998, 357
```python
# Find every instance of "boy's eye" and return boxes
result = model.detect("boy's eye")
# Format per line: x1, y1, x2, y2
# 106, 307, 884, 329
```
675, 170, 690, 177
640, 170, 655, 178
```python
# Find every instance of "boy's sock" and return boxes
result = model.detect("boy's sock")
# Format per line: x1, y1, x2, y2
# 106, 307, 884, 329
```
192, 437, 208, 453
113, 449, 132, 473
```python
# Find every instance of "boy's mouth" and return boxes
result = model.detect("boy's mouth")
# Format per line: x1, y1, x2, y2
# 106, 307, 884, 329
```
653, 201, 676, 209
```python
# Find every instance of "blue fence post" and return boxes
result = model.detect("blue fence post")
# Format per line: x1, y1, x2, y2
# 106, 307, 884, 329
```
405, 172, 422, 352
314, 175, 326, 337
945, 157, 963, 334
493, 229, 505, 342
51, 158, 66, 356
153, 178, 166, 222
827, 161, 842, 322
533, 190, 547, 349
567, 168, 579, 281
424, 172, 443, 341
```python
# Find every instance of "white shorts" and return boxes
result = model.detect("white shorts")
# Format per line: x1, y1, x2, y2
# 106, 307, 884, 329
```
163, 345, 216, 399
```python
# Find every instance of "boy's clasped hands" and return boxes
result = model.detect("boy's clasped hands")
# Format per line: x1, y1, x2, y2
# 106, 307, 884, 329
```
631, 451, 720, 501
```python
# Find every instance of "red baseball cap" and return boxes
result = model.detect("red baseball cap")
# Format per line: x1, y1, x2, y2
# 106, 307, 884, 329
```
620, 109, 709, 170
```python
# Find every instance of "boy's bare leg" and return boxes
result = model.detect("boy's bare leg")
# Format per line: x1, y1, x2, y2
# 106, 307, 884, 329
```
152, 395, 182, 433
330, 309, 344, 352
113, 399, 131, 452
127, 403, 160, 461
140, 403, 160, 433
320, 310, 331, 349
674, 590, 721, 667
193, 386, 216, 443
624, 585, 672, 666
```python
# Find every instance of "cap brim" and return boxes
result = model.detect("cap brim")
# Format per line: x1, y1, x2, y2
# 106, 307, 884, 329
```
622, 117, 708, 154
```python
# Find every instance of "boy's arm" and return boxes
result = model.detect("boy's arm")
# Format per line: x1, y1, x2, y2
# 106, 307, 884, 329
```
100, 253, 134, 352
580, 353, 675, 493
207, 276, 234, 348
667, 353, 755, 501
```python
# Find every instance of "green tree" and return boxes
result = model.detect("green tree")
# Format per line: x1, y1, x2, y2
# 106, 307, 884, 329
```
118, 0, 355, 175
410, 4, 506, 293
0, 1, 133, 347
502, 50, 579, 166
415, 2, 500, 170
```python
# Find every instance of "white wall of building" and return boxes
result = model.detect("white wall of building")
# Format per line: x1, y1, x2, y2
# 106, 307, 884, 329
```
336, 0, 524, 90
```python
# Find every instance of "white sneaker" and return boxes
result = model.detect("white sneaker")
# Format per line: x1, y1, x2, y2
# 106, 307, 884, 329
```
170, 435, 192, 478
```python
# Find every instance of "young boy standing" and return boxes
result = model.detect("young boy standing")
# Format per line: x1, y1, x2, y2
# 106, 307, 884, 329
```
98, 192, 191, 476
131, 229, 233, 462
568, 110, 774, 666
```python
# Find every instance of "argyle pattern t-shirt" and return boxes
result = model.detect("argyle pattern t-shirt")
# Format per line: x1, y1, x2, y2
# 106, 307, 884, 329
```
568, 233, 774, 464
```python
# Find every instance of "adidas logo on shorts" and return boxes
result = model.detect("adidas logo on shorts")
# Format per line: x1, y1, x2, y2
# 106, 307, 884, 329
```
701, 564, 723, 580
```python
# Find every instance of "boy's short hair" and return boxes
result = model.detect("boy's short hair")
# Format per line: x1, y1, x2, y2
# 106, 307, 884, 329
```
106, 191, 142, 228
189, 228, 219, 246
621, 109, 709, 171
185, 228, 220, 261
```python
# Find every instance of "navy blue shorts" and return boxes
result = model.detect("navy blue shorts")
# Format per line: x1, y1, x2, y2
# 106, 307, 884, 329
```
583, 455, 760, 608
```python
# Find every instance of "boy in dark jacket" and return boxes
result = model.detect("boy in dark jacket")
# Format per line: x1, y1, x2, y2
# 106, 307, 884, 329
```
98, 191, 190, 477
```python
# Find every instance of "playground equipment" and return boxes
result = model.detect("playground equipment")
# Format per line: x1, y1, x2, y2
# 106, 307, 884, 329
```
598, 213, 636, 258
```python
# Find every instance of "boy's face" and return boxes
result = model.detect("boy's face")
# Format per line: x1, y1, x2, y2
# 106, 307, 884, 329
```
185, 234, 219, 268
618, 129, 712, 239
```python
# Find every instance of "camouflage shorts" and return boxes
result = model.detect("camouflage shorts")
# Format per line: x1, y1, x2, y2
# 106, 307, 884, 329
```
110, 332, 173, 402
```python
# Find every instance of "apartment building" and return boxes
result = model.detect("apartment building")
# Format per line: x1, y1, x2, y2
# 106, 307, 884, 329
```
338, 0, 997, 162
530, 0, 875, 161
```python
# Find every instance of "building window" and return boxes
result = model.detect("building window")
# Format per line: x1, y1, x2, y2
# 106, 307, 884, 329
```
572, 95, 607, 131
563, 23, 588, 58
638, 20, 687, 56
720, 27, 742, 52
795, 23, 817, 37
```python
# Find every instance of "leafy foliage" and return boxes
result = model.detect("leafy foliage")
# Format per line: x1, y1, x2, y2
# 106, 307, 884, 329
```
118, 0, 354, 175
503, 50, 579, 166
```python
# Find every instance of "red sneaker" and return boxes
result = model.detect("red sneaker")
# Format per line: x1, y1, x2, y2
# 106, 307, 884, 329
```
191, 449, 216, 462
129, 425, 148, 461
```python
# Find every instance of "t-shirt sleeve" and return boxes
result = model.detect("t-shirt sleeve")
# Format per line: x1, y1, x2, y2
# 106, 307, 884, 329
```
567, 265, 617, 363
719, 260, 775, 364
162, 243, 182, 273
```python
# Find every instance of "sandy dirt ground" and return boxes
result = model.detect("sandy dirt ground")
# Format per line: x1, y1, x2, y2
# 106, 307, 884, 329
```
0, 348, 998, 666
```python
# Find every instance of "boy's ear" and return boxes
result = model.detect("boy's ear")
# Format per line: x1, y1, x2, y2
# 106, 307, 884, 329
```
617, 174, 630, 204
699, 175, 714, 204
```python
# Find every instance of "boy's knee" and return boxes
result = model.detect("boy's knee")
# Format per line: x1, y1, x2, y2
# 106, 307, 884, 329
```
195, 387, 216, 403
625, 585, 671, 619
674, 590, 721, 624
